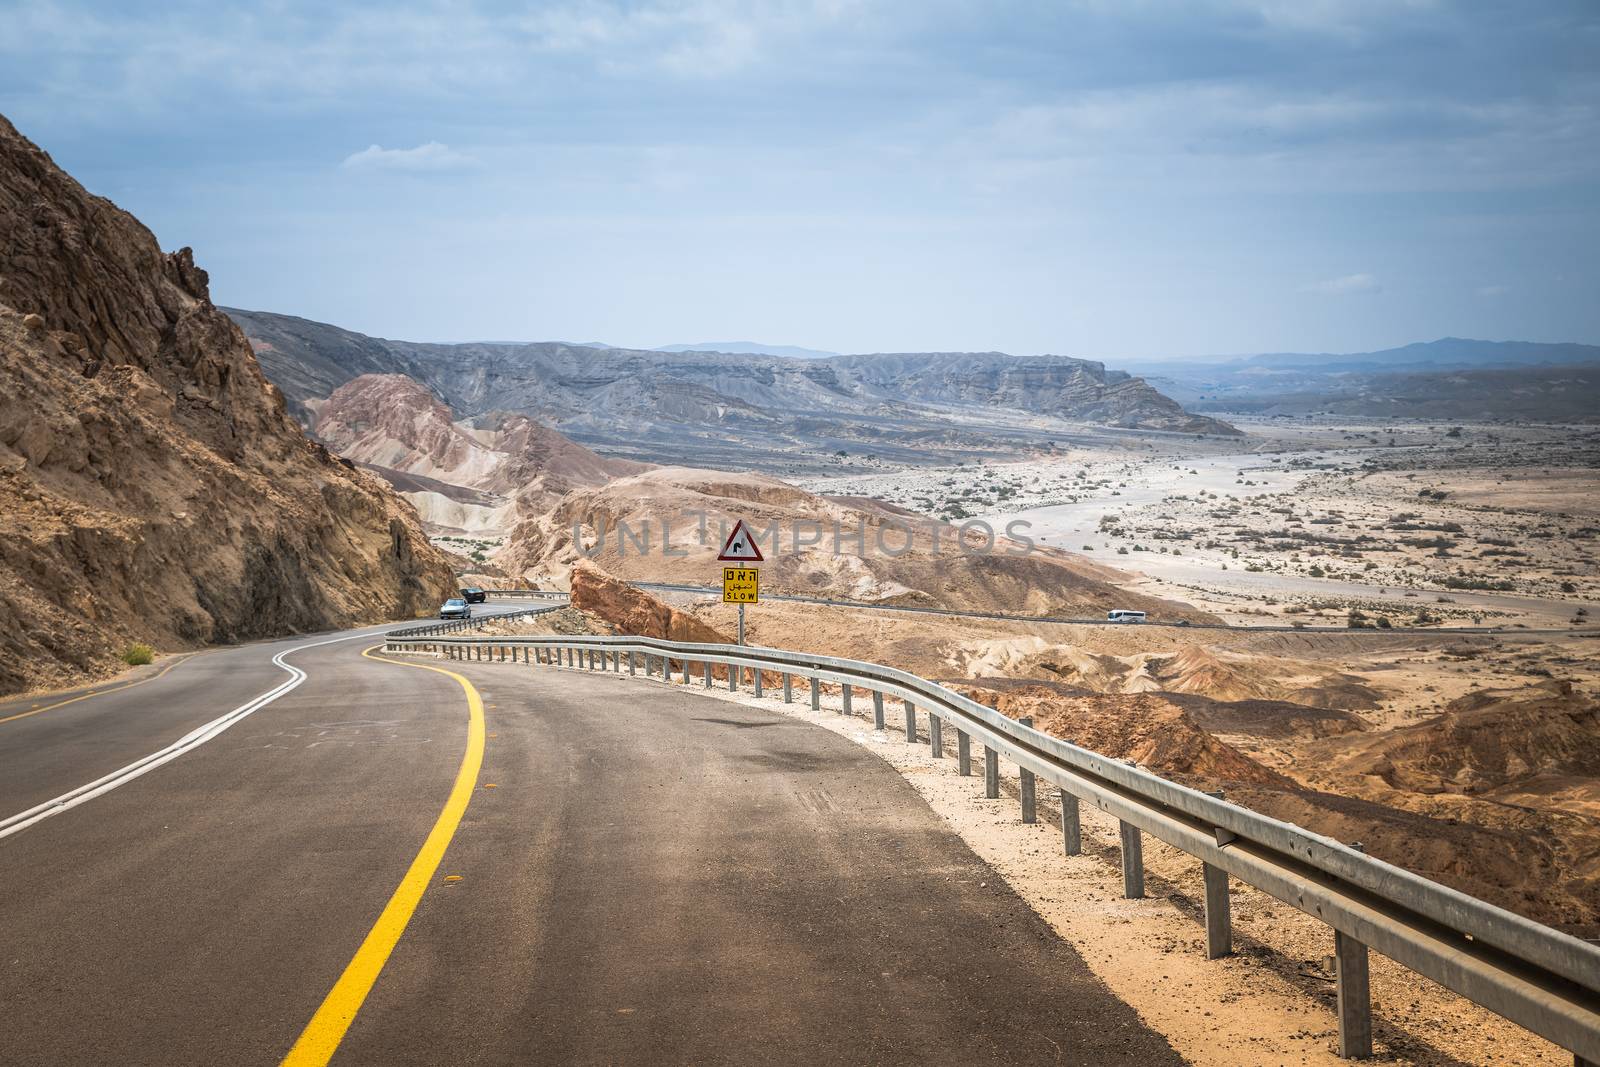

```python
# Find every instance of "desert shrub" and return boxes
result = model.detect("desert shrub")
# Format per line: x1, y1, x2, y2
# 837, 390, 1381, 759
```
1444, 575, 1513, 591
121, 642, 155, 666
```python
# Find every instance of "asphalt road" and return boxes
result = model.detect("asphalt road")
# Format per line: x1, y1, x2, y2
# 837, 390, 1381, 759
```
630, 580, 1600, 636
0, 614, 1181, 1066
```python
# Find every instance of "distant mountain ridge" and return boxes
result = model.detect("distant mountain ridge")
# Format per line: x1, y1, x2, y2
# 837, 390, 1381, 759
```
1237, 337, 1600, 371
227, 308, 1238, 471
1122, 337, 1600, 420
655, 341, 841, 359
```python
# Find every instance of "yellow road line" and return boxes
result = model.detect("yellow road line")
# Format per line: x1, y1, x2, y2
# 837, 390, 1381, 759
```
0, 654, 195, 727
279, 645, 486, 1067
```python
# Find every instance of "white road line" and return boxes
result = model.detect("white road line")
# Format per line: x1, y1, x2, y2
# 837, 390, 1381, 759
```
0, 632, 369, 842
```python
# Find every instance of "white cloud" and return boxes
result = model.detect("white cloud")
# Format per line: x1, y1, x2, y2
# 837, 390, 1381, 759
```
516, 0, 865, 78
1301, 272, 1382, 295
341, 142, 479, 172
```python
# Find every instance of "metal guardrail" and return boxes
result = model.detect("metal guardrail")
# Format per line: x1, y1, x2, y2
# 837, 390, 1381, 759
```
381, 629, 1600, 1063
389, 599, 567, 639
477, 588, 565, 600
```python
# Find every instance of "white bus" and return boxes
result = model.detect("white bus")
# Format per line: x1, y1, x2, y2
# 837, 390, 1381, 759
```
1107, 609, 1147, 624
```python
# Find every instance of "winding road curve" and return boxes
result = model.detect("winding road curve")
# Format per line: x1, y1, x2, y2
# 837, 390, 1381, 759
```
0, 605, 1179, 1066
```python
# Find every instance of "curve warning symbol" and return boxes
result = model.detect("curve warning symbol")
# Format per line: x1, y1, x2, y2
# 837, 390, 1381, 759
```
716, 519, 765, 563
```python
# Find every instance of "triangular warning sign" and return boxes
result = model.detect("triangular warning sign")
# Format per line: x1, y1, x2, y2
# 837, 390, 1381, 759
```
716, 519, 765, 562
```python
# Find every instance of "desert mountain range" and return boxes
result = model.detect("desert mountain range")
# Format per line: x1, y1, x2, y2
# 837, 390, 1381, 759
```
0, 116, 456, 693
227, 307, 1239, 473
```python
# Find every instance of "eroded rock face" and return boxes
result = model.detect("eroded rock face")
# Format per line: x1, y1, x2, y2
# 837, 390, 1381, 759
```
312, 373, 645, 536
0, 114, 458, 694
958, 680, 1289, 787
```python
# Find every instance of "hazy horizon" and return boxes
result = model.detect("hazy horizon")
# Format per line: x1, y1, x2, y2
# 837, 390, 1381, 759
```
4, 1, 1597, 359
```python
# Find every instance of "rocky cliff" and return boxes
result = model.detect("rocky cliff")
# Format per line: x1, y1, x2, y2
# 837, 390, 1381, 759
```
0, 115, 458, 694
313, 373, 646, 535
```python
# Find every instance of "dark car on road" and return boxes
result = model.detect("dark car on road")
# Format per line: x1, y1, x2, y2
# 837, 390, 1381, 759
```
440, 598, 472, 620
461, 587, 488, 604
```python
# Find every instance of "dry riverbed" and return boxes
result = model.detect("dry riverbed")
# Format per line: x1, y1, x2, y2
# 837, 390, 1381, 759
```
803, 419, 1600, 629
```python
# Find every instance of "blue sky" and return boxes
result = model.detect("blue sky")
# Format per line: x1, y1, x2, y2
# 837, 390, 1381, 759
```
2, 1, 1596, 358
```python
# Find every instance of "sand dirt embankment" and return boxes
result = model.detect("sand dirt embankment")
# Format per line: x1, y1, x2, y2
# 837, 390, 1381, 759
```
499, 466, 1212, 622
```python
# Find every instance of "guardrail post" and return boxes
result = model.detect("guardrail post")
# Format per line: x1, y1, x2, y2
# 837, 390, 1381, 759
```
1203, 863, 1232, 959
810, 676, 820, 711
1018, 716, 1036, 823
1335, 929, 1373, 1059
782, 673, 792, 703
628, 651, 637, 675
1119, 822, 1145, 899
704, 661, 713, 688
753, 668, 763, 697
1059, 790, 1081, 854
903, 698, 916, 742
984, 747, 999, 798
842, 685, 852, 716
928, 712, 942, 757
872, 690, 884, 730
957, 731, 971, 775
729, 663, 738, 692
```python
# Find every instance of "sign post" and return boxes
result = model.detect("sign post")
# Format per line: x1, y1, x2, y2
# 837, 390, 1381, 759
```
717, 519, 764, 646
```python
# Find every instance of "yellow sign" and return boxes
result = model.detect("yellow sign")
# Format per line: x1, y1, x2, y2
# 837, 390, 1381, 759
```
722, 567, 759, 604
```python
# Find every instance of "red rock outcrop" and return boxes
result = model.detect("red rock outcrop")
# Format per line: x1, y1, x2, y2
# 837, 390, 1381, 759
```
0, 114, 458, 693
569, 560, 729, 644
